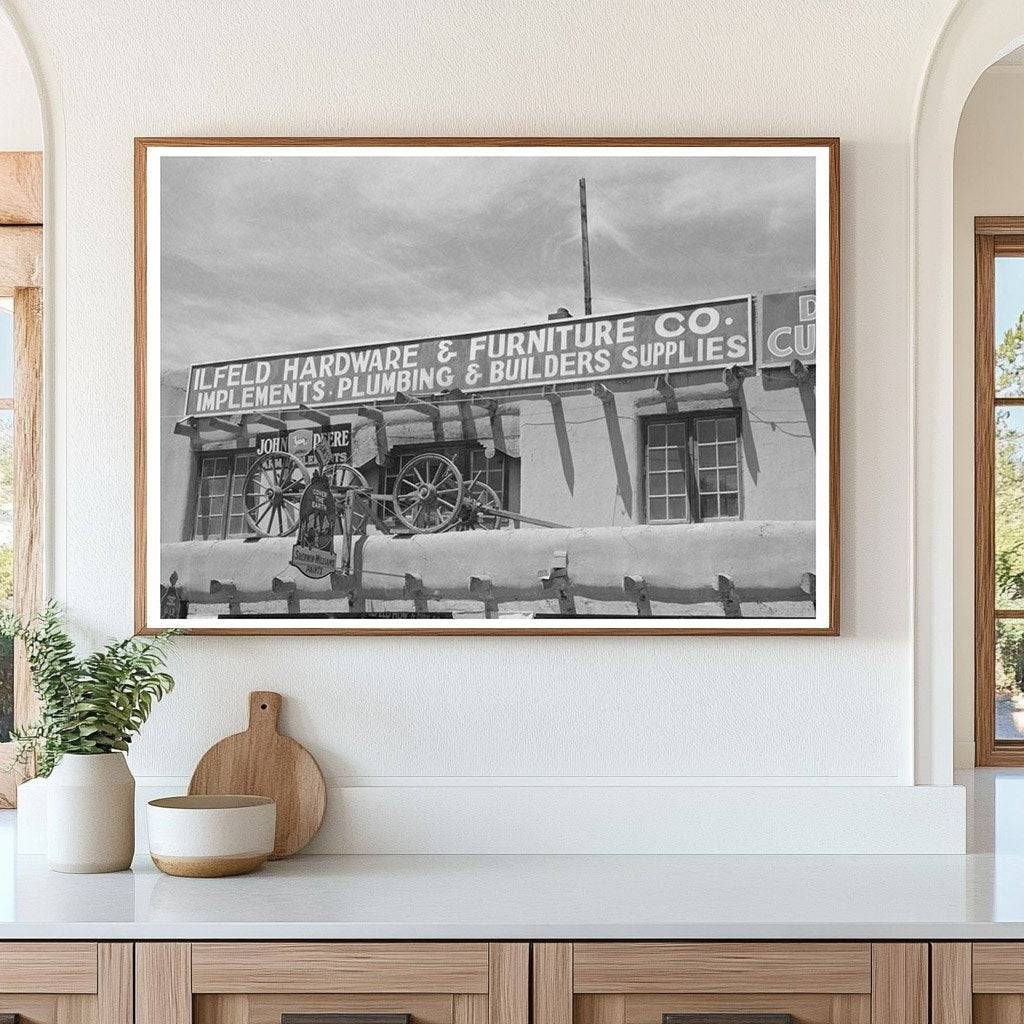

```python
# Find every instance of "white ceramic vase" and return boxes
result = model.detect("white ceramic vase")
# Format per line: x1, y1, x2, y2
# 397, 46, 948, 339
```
46, 752, 135, 873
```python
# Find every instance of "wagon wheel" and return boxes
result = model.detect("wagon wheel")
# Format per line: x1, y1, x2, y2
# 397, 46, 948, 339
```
328, 460, 372, 535
457, 479, 504, 531
243, 451, 310, 537
392, 453, 465, 534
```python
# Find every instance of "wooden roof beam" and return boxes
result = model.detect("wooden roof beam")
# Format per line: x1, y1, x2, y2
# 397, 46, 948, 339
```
209, 580, 241, 616
357, 406, 390, 465
442, 387, 476, 436
722, 365, 743, 390
204, 416, 246, 436
173, 418, 199, 440
356, 405, 385, 424
285, 404, 331, 427
471, 396, 497, 415
652, 374, 676, 401
249, 413, 288, 432
394, 390, 441, 422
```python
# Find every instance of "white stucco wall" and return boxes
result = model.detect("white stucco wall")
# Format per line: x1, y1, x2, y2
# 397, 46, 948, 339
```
0, 0, 1001, 850
952, 64, 1024, 767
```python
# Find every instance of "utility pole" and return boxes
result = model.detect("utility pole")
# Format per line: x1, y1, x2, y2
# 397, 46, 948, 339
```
579, 177, 592, 315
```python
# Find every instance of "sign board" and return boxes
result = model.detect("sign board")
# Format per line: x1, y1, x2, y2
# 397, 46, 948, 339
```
255, 424, 352, 459
159, 573, 188, 619
185, 297, 754, 417
289, 473, 337, 580
758, 290, 816, 369
288, 429, 315, 456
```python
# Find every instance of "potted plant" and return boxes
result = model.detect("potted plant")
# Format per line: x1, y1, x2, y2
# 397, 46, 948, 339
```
2, 604, 177, 873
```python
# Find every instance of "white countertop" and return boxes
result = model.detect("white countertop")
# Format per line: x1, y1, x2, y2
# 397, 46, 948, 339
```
1, 848, 1023, 940
1, 769, 1022, 941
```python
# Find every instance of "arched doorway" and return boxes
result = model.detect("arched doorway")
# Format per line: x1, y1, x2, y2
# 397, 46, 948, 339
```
914, 0, 1024, 785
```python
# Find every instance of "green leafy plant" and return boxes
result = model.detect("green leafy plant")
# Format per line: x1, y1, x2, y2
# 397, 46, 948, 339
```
0, 603, 178, 777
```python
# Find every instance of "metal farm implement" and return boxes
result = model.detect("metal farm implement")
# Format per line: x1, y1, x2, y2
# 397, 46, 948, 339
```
242, 444, 564, 539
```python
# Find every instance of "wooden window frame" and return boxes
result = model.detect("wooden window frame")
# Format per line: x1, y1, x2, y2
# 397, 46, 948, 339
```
641, 409, 743, 526
974, 217, 1024, 765
378, 440, 516, 526
0, 151, 43, 806
190, 447, 256, 541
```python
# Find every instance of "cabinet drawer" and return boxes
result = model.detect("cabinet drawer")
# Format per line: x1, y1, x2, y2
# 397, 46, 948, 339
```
139, 942, 528, 1024
0, 942, 98, 993
973, 943, 1024, 992
535, 943, 925, 1024
572, 943, 872, 994
191, 943, 490, 993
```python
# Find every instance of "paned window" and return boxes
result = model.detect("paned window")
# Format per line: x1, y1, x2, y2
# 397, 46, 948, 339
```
644, 414, 741, 525
193, 451, 255, 539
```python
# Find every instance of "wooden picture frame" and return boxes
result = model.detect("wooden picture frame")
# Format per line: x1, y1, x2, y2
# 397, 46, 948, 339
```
135, 137, 840, 636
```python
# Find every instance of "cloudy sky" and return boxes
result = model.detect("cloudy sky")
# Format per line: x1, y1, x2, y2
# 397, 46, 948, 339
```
159, 150, 816, 376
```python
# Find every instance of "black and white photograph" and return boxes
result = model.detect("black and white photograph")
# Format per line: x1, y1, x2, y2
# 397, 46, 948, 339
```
137, 139, 838, 634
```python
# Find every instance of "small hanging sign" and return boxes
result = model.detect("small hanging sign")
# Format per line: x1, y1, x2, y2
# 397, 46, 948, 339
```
159, 571, 189, 619
290, 473, 337, 579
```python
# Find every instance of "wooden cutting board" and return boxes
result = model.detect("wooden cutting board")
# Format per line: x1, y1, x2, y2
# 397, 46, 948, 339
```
188, 691, 326, 859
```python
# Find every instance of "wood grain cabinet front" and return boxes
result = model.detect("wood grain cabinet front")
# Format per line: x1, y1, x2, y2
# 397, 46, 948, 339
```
533, 944, 929, 1024
136, 943, 528, 1024
932, 943, 1024, 1024
0, 943, 132, 1024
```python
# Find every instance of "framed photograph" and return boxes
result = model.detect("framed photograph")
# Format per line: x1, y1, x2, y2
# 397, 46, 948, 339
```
135, 137, 839, 635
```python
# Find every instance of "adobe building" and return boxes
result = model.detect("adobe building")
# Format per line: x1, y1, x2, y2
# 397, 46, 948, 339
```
159, 289, 819, 619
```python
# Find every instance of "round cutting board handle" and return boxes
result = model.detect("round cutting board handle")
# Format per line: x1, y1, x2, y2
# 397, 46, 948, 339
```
248, 691, 282, 733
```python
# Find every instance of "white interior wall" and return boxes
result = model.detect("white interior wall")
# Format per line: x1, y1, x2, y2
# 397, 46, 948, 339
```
0, 0, 981, 852
0, 10, 40, 151
952, 63, 1024, 768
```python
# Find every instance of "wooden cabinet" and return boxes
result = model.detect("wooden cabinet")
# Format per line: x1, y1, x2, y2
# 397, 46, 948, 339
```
0, 938, 946, 1024
533, 943, 928, 1024
136, 943, 528, 1024
0, 943, 132, 1024
931, 943, 1024, 1024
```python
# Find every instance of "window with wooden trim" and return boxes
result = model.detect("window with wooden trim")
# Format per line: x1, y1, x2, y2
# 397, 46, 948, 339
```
643, 412, 741, 525
975, 219, 1024, 765
0, 151, 43, 808
0, 288, 42, 795
194, 427, 362, 541
378, 443, 515, 528
192, 450, 256, 540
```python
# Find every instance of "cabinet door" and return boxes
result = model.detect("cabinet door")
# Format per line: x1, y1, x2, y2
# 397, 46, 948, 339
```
534, 943, 927, 1024
936, 943, 1024, 1024
137, 943, 528, 1024
0, 942, 132, 1024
